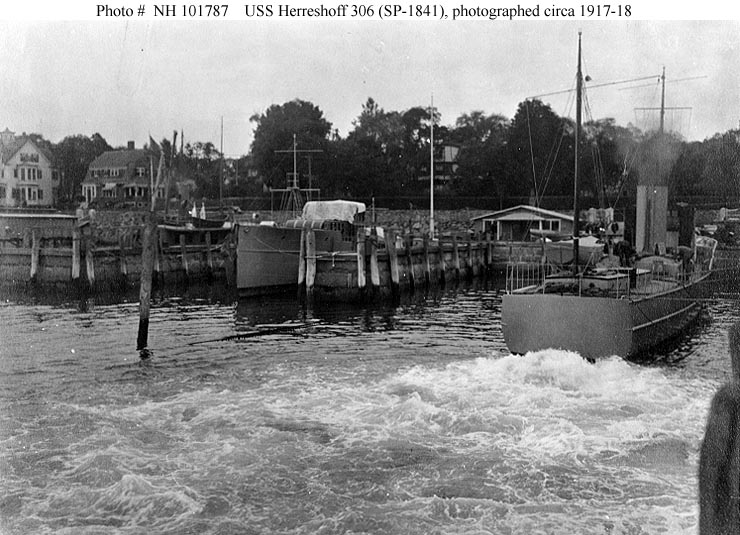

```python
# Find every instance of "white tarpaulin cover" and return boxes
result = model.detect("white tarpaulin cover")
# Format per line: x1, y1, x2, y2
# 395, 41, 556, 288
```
301, 200, 366, 222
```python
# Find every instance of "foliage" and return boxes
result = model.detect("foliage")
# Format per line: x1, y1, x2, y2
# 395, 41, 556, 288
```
506, 99, 573, 200
249, 99, 332, 191
53, 133, 112, 204
45, 98, 740, 210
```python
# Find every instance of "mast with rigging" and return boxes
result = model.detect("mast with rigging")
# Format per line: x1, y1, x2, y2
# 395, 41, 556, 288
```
572, 31, 583, 275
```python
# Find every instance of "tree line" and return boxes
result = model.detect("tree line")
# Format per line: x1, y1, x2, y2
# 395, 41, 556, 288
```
40, 97, 740, 210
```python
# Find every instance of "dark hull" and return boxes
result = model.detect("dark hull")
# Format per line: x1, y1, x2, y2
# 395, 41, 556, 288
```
236, 224, 350, 295
502, 274, 710, 359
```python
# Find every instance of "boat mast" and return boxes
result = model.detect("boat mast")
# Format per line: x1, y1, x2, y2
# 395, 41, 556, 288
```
219, 116, 224, 211
659, 66, 666, 135
429, 94, 435, 240
572, 32, 583, 275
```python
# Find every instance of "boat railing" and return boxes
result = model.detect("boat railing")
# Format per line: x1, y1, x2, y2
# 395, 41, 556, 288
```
505, 258, 558, 293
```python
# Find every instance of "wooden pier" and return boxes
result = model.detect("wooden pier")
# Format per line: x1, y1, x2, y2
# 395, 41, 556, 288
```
297, 228, 546, 301
0, 213, 234, 291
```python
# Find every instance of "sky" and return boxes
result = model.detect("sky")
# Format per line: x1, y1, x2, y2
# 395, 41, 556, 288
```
1, 2, 739, 157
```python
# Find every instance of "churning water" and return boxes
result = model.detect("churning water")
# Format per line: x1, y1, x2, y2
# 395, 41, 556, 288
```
1, 279, 739, 534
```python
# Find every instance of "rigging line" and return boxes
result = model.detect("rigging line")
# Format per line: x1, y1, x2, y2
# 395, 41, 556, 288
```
525, 101, 539, 206
528, 74, 660, 99
582, 91, 607, 207
618, 75, 708, 91
536, 78, 576, 207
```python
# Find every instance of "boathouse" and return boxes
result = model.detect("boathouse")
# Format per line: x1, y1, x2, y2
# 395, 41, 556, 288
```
471, 205, 573, 241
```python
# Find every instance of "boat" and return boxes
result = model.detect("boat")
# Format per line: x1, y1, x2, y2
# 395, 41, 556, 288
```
501, 33, 718, 360
235, 199, 366, 295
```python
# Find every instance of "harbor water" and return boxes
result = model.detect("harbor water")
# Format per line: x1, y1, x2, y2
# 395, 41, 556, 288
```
1, 279, 739, 534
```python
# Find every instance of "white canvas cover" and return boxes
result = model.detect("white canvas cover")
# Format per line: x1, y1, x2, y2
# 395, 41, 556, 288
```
301, 200, 366, 222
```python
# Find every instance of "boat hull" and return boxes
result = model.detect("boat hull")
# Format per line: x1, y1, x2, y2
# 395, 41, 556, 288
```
236, 224, 349, 295
502, 277, 708, 359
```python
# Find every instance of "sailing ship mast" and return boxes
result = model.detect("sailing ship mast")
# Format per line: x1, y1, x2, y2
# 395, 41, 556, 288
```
572, 31, 583, 275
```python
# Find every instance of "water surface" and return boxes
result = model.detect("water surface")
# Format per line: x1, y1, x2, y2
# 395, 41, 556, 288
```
1, 279, 738, 534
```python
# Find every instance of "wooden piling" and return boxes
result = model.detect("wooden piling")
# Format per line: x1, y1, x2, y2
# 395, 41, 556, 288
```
452, 235, 461, 280
405, 235, 415, 290
154, 227, 164, 286
305, 228, 316, 296
486, 233, 493, 272
30, 229, 40, 282
72, 226, 81, 282
384, 229, 400, 295
179, 233, 189, 279
356, 228, 366, 290
205, 231, 214, 278
369, 228, 380, 289
298, 228, 307, 286
437, 238, 446, 285
85, 235, 95, 288
466, 240, 473, 279
137, 211, 157, 352
118, 230, 128, 278
422, 235, 431, 286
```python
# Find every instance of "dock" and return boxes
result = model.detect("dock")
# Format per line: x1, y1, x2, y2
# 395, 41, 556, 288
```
0, 212, 234, 291
297, 228, 545, 301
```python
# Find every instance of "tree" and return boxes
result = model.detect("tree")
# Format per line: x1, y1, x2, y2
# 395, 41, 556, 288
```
506, 99, 573, 201
581, 118, 640, 206
53, 133, 112, 204
700, 130, 740, 201
249, 99, 332, 191
449, 111, 510, 197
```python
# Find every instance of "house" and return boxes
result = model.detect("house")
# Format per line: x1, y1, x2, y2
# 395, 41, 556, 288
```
419, 143, 460, 184
0, 128, 60, 207
81, 141, 165, 208
471, 205, 574, 241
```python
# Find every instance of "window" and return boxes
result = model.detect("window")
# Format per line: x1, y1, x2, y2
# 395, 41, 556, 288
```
0, 185, 5, 199
13, 168, 17, 178
540, 219, 561, 232
21, 168, 25, 180
38, 189, 43, 200
38, 169, 42, 179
